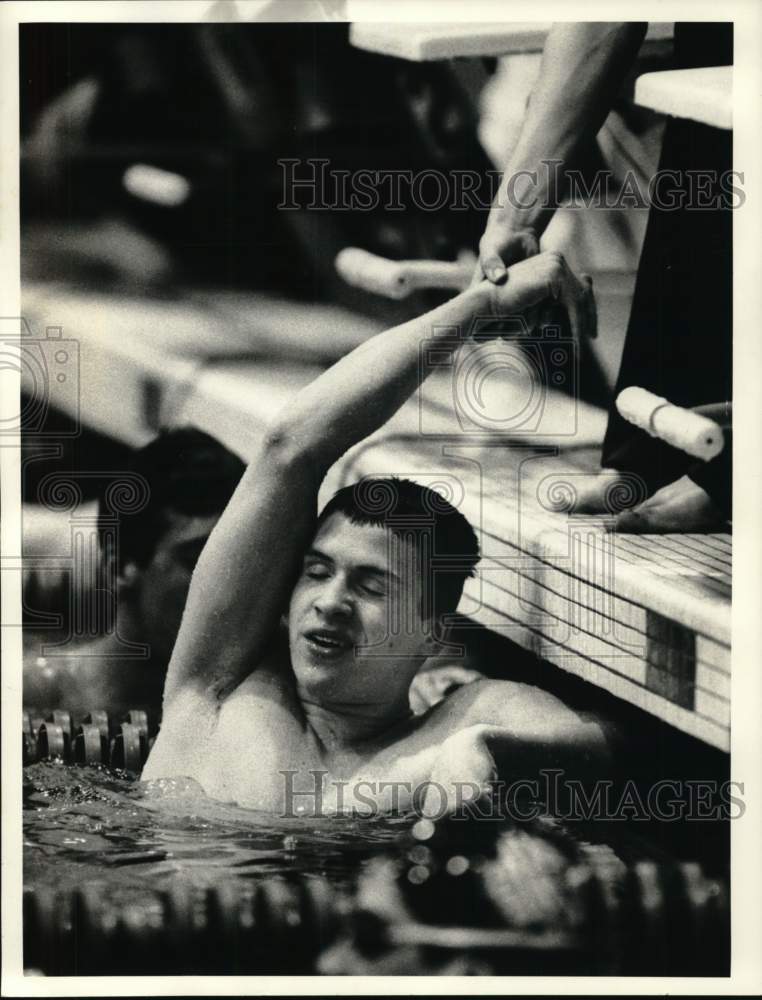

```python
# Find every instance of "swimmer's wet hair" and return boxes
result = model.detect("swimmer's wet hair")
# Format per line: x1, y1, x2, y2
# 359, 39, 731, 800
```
317, 477, 480, 621
98, 427, 245, 572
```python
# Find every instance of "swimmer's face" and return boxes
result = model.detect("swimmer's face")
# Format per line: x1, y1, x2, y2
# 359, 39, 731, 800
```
287, 513, 431, 707
127, 512, 220, 661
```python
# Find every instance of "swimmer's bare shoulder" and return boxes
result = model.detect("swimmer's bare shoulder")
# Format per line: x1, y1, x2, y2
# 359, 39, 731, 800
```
417, 676, 572, 725
417, 677, 613, 765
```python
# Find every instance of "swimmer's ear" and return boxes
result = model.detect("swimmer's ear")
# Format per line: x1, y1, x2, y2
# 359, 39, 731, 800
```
423, 617, 454, 656
116, 560, 141, 594
99, 533, 139, 595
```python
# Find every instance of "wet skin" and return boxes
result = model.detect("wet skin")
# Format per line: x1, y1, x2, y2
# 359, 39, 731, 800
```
143, 265, 609, 815
144, 515, 608, 815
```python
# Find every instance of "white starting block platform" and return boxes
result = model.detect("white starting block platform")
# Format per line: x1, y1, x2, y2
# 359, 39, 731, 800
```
635, 66, 732, 129
350, 21, 673, 62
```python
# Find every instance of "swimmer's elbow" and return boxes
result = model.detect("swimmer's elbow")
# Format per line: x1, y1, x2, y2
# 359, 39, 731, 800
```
260, 420, 319, 483
578, 718, 614, 766
466, 679, 614, 763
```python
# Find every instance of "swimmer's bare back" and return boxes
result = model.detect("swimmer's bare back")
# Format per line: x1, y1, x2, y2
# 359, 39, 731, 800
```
143, 254, 609, 815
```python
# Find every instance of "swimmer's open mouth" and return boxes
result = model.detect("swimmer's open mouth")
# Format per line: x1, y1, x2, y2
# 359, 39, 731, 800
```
303, 629, 353, 656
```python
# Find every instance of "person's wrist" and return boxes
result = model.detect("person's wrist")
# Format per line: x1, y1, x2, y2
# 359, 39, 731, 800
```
484, 217, 541, 250
463, 279, 493, 317
479, 216, 542, 285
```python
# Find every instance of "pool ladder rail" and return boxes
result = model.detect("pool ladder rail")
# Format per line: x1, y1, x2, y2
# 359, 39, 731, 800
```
23, 708, 155, 772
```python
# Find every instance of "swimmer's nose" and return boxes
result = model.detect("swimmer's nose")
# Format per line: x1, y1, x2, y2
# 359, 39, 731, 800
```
314, 578, 353, 619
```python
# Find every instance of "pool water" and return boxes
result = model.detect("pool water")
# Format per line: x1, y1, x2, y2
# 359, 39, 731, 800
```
24, 761, 413, 898
22, 760, 730, 976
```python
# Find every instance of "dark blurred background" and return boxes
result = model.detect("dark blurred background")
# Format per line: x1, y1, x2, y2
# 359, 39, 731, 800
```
21, 22, 490, 305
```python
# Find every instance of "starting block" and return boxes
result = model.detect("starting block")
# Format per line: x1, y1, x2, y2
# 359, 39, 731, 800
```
634, 66, 732, 129
349, 21, 673, 62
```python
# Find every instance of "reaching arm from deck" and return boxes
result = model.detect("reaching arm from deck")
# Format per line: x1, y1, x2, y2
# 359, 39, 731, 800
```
478, 21, 648, 283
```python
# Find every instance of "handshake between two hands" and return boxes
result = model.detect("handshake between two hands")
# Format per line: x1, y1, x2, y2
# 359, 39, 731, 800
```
478, 246, 596, 343
336, 233, 596, 342
472, 224, 596, 342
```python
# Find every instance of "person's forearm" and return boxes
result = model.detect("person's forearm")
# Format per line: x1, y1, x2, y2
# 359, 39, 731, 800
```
492, 21, 647, 238
267, 283, 489, 480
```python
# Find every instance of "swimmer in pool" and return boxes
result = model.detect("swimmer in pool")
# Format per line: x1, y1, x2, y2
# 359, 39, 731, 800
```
23, 427, 471, 723
23, 429, 245, 723
143, 251, 610, 816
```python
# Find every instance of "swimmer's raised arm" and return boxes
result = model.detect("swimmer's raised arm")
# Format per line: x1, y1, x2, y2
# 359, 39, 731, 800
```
163, 252, 592, 706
